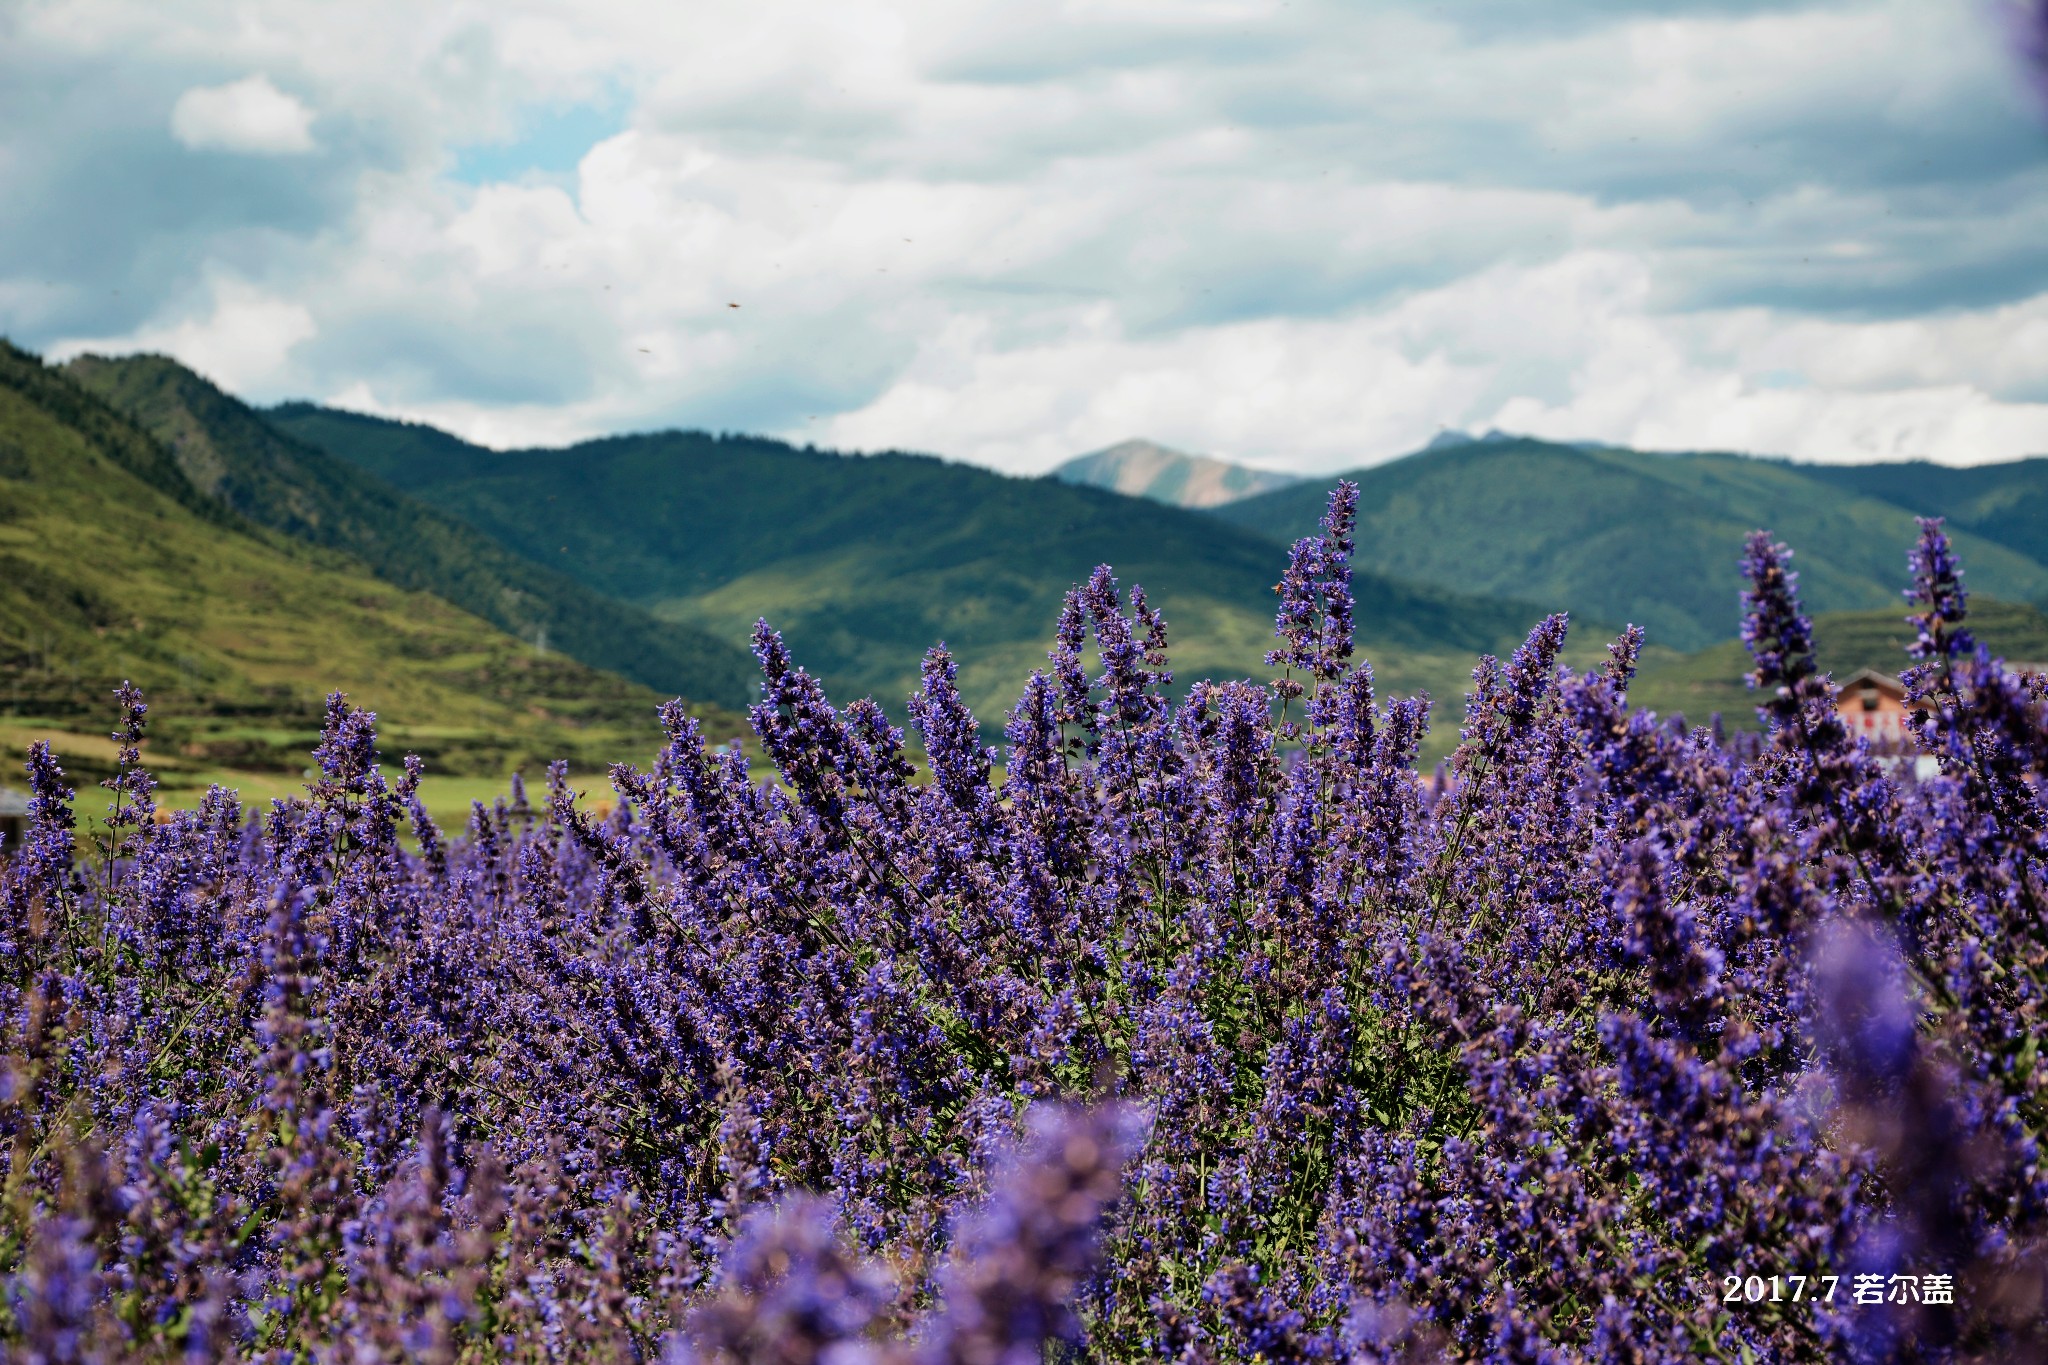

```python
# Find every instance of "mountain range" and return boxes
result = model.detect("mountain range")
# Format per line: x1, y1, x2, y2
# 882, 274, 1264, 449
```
261, 403, 1557, 723
1051, 439, 1300, 509
1213, 436, 2048, 652
9, 337, 2047, 798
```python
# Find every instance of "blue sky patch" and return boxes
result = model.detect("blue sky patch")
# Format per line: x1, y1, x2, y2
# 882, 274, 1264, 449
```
451, 98, 627, 185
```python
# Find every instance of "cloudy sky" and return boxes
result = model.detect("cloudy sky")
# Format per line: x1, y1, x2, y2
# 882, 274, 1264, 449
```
4, 0, 2047, 474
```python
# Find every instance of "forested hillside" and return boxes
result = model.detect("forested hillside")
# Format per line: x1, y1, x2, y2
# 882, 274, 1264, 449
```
1215, 436, 2048, 650
1797, 457, 2048, 568
65, 354, 756, 708
270, 403, 1571, 718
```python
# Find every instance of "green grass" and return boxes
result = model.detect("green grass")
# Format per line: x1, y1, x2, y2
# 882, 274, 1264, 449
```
164, 768, 615, 830
35, 755, 623, 837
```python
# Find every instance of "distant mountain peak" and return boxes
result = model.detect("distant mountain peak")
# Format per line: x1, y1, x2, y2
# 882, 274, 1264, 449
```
1422, 428, 1535, 452
1415, 429, 1645, 462
1052, 438, 1301, 509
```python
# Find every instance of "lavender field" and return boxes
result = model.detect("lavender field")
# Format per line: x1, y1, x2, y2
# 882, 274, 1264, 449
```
2, 487, 2044, 1362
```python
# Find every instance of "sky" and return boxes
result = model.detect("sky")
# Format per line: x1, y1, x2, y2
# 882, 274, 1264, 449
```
4, 0, 2048, 476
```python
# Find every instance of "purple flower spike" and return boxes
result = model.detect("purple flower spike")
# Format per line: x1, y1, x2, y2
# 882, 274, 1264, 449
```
1740, 531, 1818, 724
920, 1104, 1147, 1364
686, 1195, 896, 1365
1905, 516, 1976, 669
101, 680, 157, 833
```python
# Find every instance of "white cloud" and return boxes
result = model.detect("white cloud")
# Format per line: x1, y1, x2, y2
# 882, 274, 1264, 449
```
52, 276, 316, 393
819, 306, 1483, 473
825, 252, 2048, 472
10, 0, 2048, 471
170, 75, 316, 155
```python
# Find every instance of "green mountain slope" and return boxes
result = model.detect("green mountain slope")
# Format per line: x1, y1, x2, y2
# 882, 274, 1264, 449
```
0, 342, 731, 785
268, 404, 1576, 722
63, 354, 755, 709
1212, 438, 2048, 651
1794, 459, 2048, 570
1630, 599, 2048, 728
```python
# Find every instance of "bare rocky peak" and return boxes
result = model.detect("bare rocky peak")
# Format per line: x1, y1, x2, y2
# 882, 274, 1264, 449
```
1052, 438, 1301, 509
